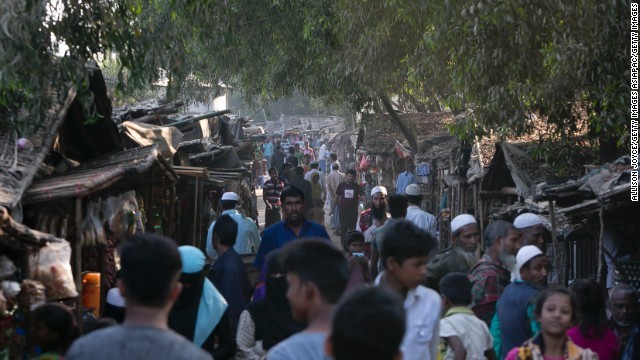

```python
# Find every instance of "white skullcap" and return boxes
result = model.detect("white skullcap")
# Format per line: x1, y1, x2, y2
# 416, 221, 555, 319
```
371, 186, 387, 196
221, 192, 240, 201
405, 184, 422, 196
451, 214, 477, 232
514, 213, 543, 229
106, 287, 126, 307
516, 245, 544, 273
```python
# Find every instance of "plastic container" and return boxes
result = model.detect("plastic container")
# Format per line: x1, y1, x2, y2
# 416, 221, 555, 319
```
82, 272, 101, 318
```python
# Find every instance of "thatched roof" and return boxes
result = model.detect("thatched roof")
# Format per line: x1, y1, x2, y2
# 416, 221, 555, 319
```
360, 112, 454, 154
23, 144, 177, 203
0, 88, 77, 209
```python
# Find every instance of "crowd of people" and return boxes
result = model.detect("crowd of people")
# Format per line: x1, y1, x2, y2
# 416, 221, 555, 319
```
27, 141, 640, 360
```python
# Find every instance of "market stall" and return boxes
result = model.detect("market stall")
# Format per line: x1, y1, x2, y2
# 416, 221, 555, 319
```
21, 145, 178, 329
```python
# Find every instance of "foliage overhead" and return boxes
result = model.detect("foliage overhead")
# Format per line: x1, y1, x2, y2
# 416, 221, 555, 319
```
1, 0, 630, 167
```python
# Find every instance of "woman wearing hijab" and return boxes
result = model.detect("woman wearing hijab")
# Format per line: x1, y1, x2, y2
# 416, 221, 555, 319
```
236, 250, 305, 359
168, 246, 236, 359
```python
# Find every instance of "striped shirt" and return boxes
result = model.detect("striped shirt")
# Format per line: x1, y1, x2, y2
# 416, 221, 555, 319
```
253, 220, 330, 268
263, 179, 284, 206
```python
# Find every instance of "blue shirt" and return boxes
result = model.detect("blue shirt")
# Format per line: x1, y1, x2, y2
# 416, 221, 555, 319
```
253, 220, 330, 269
263, 142, 273, 157
208, 249, 253, 330
206, 210, 261, 259
396, 171, 417, 194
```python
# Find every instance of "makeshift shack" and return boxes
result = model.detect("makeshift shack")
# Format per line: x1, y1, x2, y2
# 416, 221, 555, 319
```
0, 88, 79, 357
22, 145, 178, 326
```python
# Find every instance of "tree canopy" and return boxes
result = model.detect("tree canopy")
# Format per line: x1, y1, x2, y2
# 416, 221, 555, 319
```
1, 0, 630, 165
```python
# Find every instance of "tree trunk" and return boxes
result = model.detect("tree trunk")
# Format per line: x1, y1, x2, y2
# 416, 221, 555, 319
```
404, 92, 428, 113
598, 134, 618, 164
381, 96, 419, 153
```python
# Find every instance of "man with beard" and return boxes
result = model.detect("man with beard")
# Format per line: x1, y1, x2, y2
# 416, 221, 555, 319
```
356, 186, 389, 257
609, 284, 640, 360
335, 169, 365, 250
253, 186, 330, 269
468, 220, 522, 325
426, 214, 480, 290
404, 184, 437, 238
494, 245, 548, 358
369, 194, 408, 279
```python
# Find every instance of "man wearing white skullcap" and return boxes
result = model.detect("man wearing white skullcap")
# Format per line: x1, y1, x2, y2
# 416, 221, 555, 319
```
206, 192, 261, 259
355, 186, 389, 256
426, 214, 480, 289
513, 213, 547, 252
495, 245, 548, 358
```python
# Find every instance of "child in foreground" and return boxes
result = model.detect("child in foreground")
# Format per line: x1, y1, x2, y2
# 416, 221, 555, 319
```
346, 230, 371, 288
439, 272, 496, 360
376, 220, 441, 360
505, 287, 598, 360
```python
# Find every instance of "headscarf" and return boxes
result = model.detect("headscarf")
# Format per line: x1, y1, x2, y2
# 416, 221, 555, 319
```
169, 246, 228, 347
247, 250, 304, 350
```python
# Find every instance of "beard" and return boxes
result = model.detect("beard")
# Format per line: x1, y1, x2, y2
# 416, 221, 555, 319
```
613, 317, 633, 328
463, 251, 478, 264
500, 252, 517, 270
285, 211, 304, 226
371, 203, 387, 221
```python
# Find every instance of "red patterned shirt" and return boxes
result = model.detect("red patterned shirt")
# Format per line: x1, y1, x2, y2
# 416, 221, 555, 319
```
468, 254, 511, 324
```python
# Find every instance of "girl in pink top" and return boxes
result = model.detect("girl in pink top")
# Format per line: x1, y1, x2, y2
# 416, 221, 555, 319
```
505, 288, 597, 360
567, 279, 618, 360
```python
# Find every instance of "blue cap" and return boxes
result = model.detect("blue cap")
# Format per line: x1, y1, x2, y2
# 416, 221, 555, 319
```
178, 245, 206, 274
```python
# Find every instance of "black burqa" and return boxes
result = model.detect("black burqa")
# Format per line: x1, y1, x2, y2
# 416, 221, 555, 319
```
168, 271, 236, 359
246, 251, 305, 350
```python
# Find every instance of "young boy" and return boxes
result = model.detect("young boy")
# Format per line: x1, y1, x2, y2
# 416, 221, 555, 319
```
439, 273, 496, 360
376, 220, 441, 360
267, 239, 348, 360
326, 287, 406, 360
346, 230, 371, 288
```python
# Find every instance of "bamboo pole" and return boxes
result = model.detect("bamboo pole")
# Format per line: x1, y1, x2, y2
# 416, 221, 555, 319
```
548, 199, 562, 285
597, 207, 605, 283
74, 197, 84, 335
193, 177, 199, 247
